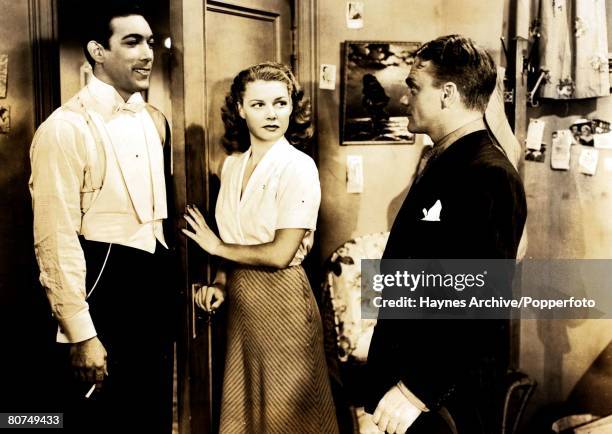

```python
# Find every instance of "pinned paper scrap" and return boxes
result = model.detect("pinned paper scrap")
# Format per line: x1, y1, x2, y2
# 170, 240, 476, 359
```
594, 131, 612, 149
319, 64, 336, 90
526, 118, 545, 151
525, 143, 546, 163
579, 148, 599, 175
550, 130, 572, 170
0, 54, 7, 98
0, 105, 9, 134
346, 155, 364, 193
346, 2, 364, 29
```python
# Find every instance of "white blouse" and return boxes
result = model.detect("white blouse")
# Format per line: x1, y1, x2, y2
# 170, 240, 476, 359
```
215, 137, 321, 266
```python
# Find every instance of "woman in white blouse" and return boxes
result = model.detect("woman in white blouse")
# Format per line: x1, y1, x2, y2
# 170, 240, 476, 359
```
183, 62, 338, 433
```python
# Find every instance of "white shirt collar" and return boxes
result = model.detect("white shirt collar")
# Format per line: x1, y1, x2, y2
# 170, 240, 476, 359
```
86, 75, 145, 117
246, 136, 291, 158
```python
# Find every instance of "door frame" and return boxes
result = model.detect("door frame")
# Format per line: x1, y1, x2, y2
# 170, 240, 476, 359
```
28, 0, 60, 127
168, 1, 318, 432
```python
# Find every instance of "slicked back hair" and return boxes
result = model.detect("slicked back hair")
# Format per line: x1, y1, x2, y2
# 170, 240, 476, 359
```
81, 0, 149, 67
414, 34, 496, 112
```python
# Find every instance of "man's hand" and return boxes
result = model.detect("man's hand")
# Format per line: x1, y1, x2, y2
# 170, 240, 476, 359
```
373, 385, 422, 433
69, 336, 108, 390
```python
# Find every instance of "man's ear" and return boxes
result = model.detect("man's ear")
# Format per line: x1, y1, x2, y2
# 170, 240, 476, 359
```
238, 102, 245, 119
86, 41, 105, 65
441, 82, 459, 108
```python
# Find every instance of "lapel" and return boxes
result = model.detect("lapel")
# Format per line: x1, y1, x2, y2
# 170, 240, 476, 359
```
139, 110, 167, 220
111, 114, 149, 222
79, 84, 167, 223
239, 137, 290, 205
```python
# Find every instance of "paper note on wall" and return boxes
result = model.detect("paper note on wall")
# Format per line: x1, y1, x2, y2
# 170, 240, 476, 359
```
319, 64, 336, 90
579, 148, 599, 175
0, 54, 7, 98
346, 2, 364, 29
594, 131, 612, 149
550, 130, 572, 170
526, 119, 545, 151
0, 105, 9, 134
346, 155, 364, 193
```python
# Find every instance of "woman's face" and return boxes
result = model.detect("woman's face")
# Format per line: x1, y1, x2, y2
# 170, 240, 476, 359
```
238, 80, 292, 146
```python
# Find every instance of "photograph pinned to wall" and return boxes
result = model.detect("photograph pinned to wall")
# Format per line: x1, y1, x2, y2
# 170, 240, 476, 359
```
0, 105, 10, 134
320, 64, 336, 90
571, 118, 595, 146
341, 41, 420, 145
591, 118, 610, 134
0, 54, 7, 98
525, 143, 546, 163
346, 2, 364, 29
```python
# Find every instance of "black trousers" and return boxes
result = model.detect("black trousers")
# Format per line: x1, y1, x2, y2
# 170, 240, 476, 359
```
57, 240, 175, 433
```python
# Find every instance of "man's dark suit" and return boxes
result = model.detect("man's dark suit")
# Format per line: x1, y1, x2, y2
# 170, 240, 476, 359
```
365, 129, 527, 433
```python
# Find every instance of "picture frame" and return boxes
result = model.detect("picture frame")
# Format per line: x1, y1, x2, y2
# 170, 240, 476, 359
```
341, 41, 420, 145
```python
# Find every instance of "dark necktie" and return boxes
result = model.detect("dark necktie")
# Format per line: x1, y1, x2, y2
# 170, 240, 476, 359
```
414, 145, 443, 184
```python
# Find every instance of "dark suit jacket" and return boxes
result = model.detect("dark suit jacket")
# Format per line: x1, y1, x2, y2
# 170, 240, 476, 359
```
365, 130, 527, 431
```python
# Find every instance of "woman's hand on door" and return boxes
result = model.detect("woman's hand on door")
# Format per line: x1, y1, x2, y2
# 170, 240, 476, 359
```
183, 205, 222, 255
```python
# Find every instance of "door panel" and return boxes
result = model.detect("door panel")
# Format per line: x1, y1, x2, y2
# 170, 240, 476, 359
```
205, 0, 292, 177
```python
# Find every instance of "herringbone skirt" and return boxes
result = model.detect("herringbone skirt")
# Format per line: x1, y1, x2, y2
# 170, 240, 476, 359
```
219, 265, 339, 434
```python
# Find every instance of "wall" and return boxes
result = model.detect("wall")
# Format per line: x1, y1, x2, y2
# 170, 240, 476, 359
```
519, 58, 612, 433
512, 0, 612, 428
442, 0, 506, 62
316, 0, 507, 260
317, 0, 441, 260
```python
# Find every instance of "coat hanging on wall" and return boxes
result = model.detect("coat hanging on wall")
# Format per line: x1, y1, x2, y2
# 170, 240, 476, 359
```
539, 0, 609, 99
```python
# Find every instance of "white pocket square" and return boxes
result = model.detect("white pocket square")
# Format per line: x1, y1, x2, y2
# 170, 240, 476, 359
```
421, 199, 442, 221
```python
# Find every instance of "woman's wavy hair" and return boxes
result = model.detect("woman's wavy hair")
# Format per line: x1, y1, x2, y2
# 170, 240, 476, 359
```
221, 62, 313, 153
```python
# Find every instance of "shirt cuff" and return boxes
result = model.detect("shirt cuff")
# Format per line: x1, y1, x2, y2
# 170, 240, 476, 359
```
57, 309, 97, 343
397, 381, 430, 412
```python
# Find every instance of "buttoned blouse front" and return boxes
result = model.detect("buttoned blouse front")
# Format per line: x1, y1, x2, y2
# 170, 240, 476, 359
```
215, 137, 321, 266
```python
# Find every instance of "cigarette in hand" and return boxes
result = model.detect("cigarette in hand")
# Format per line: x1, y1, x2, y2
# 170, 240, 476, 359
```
85, 384, 96, 399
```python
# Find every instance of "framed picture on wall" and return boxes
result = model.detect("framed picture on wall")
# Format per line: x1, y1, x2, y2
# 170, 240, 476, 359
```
341, 41, 420, 145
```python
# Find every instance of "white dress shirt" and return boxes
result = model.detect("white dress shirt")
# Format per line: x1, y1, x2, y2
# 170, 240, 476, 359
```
215, 137, 321, 266
29, 75, 167, 343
